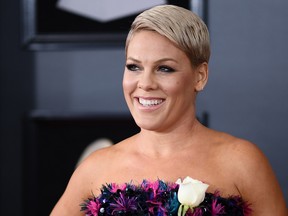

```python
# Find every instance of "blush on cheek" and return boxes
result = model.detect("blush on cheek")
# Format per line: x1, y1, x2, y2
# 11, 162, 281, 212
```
123, 79, 134, 88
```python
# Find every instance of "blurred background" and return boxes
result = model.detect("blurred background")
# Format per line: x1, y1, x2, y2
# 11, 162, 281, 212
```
1, 0, 287, 215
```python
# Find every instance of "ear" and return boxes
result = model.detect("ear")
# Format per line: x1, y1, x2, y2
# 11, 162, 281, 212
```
194, 62, 209, 92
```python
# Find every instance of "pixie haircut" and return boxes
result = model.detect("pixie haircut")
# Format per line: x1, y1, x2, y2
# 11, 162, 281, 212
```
126, 5, 210, 66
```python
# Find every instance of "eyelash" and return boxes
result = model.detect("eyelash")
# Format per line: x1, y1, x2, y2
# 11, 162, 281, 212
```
157, 65, 175, 73
126, 64, 139, 71
126, 64, 176, 73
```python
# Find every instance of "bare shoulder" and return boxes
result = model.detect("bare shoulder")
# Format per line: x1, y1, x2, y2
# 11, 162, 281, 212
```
77, 141, 127, 180
212, 130, 287, 215
206, 130, 266, 176
83, 137, 133, 165
77, 137, 135, 182
216, 132, 267, 172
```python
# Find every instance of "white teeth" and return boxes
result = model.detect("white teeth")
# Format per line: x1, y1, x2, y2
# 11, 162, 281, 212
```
139, 98, 163, 107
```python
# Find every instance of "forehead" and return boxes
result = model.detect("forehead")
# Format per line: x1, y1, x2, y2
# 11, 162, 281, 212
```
126, 30, 188, 62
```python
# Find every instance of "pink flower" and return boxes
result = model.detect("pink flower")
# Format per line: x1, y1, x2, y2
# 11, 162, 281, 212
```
142, 180, 160, 197
109, 182, 127, 193
86, 199, 101, 216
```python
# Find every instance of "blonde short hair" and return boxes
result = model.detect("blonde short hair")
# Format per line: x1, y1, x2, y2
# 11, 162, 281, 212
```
126, 5, 210, 66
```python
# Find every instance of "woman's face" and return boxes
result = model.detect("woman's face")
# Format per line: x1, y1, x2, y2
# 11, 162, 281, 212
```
123, 30, 203, 132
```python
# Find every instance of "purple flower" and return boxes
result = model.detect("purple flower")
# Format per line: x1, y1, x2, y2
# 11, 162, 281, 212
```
110, 192, 138, 214
211, 199, 225, 216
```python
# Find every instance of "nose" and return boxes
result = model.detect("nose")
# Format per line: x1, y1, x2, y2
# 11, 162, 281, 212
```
137, 70, 157, 91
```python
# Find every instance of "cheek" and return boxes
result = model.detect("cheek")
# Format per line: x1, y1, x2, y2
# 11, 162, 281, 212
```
122, 73, 136, 95
163, 79, 184, 95
163, 77, 194, 99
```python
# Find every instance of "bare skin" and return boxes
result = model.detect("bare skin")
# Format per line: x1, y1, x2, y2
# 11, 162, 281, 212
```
51, 123, 287, 216
51, 30, 287, 215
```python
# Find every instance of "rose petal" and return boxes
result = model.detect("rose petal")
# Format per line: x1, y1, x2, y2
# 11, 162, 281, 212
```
176, 176, 209, 207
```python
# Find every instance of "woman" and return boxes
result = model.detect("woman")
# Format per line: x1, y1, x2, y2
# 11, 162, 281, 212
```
51, 5, 287, 215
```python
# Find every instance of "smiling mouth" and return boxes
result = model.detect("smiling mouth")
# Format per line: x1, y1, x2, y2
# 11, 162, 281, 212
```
138, 98, 164, 107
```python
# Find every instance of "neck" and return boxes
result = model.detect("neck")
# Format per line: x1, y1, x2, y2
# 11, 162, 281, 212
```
135, 119, 204, 158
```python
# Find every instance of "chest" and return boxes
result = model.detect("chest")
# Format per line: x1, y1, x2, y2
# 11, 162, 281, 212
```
93, 155, 240, 197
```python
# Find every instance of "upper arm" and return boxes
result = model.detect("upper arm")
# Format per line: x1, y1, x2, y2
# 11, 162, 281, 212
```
232, 140, 287, 216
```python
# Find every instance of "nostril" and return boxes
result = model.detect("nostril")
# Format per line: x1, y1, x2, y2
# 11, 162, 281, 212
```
137, 77, 157, 90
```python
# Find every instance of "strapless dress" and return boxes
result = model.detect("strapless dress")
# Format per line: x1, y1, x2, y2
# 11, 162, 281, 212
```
80, 177, 252, 216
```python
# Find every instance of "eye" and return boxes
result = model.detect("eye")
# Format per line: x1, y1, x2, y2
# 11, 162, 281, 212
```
158, 65, 176, 73
126, 64, 140, 71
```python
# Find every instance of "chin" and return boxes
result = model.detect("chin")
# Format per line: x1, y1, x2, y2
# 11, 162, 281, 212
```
134, 118, 163, 131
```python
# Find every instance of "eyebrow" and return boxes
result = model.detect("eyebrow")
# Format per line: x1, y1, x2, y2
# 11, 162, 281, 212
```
126, 57, 179, 64
126, 57, 141, 63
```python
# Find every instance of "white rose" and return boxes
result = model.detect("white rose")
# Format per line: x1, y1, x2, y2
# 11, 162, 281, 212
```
176, 176, 209, 208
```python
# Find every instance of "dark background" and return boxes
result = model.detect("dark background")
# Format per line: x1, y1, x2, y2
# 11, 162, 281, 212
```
36, 0, 191, 34
24, 113, 140, 215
